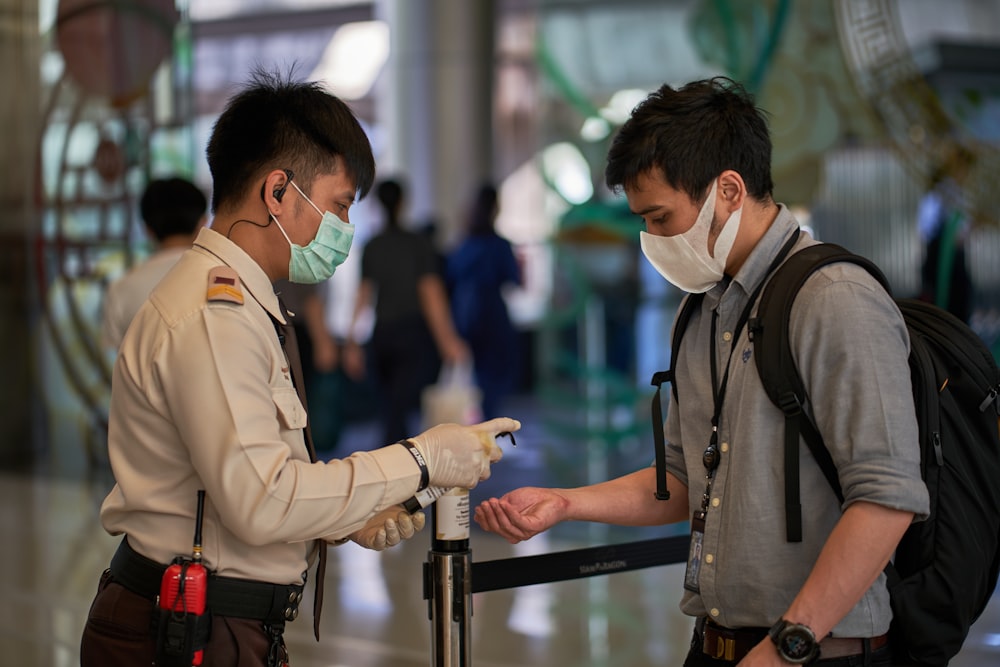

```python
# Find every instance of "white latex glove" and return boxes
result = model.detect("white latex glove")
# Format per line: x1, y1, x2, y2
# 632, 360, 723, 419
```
408, 417, 521, 489
350, 504, 427, 551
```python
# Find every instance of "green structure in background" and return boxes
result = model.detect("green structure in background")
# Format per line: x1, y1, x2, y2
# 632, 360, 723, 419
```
690, 0, 790, 94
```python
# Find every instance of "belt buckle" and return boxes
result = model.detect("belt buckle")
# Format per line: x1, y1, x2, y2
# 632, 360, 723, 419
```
703, 623, 739, 662
710, 634, 738, 661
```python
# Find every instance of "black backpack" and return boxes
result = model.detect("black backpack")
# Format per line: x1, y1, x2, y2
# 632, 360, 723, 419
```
652, 240, 1000, 667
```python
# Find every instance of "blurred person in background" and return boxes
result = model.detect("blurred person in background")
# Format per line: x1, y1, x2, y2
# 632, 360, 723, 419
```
446, 183, 522, 419
343, 177, 469, 443
101, 176, 207, 351
916, 145, 975, 323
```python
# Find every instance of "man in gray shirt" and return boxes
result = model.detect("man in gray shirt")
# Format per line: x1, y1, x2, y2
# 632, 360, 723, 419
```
474, 78, 928, 666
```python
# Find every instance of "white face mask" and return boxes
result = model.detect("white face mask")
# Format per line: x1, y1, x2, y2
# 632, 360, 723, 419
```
639, 179, 742, 293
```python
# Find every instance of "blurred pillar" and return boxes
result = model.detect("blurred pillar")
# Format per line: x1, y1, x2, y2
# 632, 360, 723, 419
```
0, 0, 42, 467
375, 0, 495, 247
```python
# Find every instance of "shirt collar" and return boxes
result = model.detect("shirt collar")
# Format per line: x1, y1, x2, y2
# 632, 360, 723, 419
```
734, 203, 804, 291
707, 203, 802, 306
193, 227, 286, 324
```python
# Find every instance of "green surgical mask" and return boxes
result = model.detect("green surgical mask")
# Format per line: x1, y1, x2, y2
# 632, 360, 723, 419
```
271, 180, 355, 284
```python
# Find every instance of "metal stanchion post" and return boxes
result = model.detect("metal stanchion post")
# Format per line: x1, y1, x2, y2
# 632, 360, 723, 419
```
426, 487, 472, 667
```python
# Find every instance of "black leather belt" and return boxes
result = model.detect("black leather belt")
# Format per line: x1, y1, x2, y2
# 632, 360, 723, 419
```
109, 538, 304, 625
700, 618, 890, 663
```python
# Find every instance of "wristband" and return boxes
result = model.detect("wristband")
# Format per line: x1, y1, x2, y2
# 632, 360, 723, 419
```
399, 439, 429, 492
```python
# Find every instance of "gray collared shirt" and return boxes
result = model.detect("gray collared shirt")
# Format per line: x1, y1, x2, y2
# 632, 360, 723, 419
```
663, 205, 929, 636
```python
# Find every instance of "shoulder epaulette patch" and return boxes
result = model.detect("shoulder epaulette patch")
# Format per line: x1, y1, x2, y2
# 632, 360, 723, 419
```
206, 266, 244, 305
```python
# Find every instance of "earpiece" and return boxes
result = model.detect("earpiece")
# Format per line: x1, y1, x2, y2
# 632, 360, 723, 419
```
259, 168, 295, 204
273, 168, 295, 201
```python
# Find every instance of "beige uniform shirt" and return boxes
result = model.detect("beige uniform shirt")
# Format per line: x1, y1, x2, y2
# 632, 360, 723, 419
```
101, 227, 421, 584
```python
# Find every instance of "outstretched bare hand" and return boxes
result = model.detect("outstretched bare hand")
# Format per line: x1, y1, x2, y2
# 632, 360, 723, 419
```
473, 487, 569, 544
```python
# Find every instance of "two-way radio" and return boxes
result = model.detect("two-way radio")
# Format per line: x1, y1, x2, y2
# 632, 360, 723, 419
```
155, 490, 209, 667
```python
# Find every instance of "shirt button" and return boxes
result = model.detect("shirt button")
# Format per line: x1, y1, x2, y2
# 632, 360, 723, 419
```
721, 442, 729, 453
711, 497, 720, 508
710, 608, 720, 617
705, 554, 714, 564
722, 331, 733, 342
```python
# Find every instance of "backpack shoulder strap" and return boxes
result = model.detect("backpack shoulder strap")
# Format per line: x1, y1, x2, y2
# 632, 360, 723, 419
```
648, 292, 704, 501
750, 243, 890, 542
668, 292, 704, 403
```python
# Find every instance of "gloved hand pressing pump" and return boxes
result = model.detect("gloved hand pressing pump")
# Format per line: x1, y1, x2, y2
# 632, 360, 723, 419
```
350, 504, 427, 551
408, 417, 521, 490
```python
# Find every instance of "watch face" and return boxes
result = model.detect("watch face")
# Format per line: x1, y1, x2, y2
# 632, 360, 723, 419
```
778, 625, 818, 664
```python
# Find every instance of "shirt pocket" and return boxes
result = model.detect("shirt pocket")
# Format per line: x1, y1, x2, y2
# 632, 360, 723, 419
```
273, 386, 307, 431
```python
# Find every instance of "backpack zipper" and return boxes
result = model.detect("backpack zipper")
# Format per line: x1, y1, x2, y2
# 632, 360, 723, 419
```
979, 384, 999, 413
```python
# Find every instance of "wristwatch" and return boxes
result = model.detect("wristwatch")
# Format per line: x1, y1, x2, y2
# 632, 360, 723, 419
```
768, 618, 820, 664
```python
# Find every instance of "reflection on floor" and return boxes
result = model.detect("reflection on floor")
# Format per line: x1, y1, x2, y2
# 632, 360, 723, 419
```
5, 397, 1000, 667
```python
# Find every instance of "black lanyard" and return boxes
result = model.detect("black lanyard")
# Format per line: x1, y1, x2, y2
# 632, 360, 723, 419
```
697, 300, 752, 514
698, 230, 802, 513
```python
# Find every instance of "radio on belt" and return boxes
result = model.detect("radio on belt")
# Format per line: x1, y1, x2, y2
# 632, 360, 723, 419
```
155, 490, 210, 667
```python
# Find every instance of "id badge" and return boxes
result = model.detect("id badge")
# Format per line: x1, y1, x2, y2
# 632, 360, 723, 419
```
684, 512, 706, 593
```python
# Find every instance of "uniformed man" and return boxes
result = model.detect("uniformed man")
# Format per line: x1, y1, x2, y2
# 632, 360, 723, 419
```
81, 69, 520, 667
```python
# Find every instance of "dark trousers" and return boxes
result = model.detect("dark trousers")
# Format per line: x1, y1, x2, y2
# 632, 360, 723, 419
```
81, 570, 276, 667
371, 316, 438, 442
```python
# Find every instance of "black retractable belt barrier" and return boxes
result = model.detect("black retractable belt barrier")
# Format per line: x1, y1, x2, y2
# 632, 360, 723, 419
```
470, 534, 689, 593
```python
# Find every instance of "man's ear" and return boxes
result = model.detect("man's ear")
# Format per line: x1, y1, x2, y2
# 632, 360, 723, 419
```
717, 170, 747, 213
261, 169, 293, 212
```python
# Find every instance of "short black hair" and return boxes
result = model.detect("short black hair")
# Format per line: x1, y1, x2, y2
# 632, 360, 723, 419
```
206, 67, 375, 214
375, 178, 404, 227
140, 177, 207, 242
467, 183, 498, 235
605, 77, 774, 203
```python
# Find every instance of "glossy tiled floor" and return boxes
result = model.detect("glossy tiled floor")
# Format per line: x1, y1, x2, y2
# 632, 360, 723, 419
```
4, 399, 1000, 666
